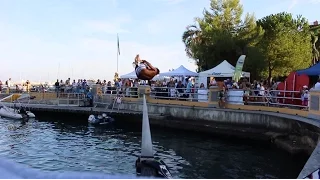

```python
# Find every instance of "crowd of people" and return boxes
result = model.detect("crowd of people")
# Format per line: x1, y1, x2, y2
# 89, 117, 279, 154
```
1, 76, 320, 110
207, 77, 320, 109
0, 78, 32, 93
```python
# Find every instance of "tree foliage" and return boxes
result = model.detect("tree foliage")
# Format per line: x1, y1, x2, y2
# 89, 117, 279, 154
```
182, 0, 314, 80
310, 25, 320, 64
256, 12, 312, 80
182, 0, 262, 73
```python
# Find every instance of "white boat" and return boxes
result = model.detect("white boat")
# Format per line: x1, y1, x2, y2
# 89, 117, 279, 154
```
0, 106, 24, 120
8, 107, 35, 118
13, 94, 36, 118
0, 94, 36, 120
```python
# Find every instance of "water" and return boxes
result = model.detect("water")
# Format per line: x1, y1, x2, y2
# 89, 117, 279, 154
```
0, 116, 307, 179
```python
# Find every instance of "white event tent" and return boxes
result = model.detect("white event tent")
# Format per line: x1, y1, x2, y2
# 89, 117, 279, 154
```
120, 71, 137, 79
159, 65, 198, 77
197, 60, 250, 88
199, 60, 250, 77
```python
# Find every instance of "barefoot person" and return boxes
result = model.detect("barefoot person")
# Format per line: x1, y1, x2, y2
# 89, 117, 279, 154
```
133, 54, 160, 81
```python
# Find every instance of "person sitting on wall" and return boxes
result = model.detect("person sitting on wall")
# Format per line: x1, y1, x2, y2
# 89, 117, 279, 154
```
133, 54, 160, 85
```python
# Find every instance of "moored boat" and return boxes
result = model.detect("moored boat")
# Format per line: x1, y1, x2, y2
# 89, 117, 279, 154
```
0, 106, 24, 120
7, 107, 35, 118
0, 94, 36, 120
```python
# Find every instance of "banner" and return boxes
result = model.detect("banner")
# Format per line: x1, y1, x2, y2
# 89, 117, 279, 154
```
232, 55, 246, 82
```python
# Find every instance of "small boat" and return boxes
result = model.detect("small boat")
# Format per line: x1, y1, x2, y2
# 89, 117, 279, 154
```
0, 94, 36, 120
14, 94, 36, 118
88, 113, 115, 125
8, 107, 35, 118
0, 106, 25, 120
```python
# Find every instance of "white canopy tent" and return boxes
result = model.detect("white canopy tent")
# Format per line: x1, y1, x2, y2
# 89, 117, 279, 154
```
196, 60, 250, 88
159, 65, 198, 77
120, 71, 137, 79
120, 71, 168, 81
199, 60, 250, 77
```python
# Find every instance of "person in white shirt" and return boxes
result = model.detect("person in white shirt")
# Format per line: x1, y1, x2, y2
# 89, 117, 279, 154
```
314, 78, 320, 90
210, 78, 217, 86
259, 83, 266, 104
259, 84, 265, 96
303, 90, 309, 110
7, 78, 12, 93
72, 80, 77, 93
301, 85, 308, 109
7, 78, 11, 87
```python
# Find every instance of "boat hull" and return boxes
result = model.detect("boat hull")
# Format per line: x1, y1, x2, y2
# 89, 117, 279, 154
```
7, 108, 35, 118
0, 108, 23, 120
26, 111, 35, 118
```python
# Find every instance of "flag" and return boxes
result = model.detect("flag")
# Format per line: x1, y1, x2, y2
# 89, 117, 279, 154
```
117, 34, 120, 55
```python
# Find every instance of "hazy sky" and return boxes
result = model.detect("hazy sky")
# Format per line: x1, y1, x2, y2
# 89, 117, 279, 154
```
0, 0, 319, 82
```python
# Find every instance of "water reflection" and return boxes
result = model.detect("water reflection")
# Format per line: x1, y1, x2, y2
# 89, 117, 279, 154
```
0, 117, 306, 178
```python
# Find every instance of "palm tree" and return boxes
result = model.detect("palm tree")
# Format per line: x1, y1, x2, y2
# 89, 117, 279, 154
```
310, 24, 320, 64
182, 25, 202, 58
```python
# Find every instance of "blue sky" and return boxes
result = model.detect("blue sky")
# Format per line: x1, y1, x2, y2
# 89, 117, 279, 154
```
0, 0, 319, 83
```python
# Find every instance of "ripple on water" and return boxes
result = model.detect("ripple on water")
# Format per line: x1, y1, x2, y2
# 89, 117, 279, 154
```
0, 118, 306, 178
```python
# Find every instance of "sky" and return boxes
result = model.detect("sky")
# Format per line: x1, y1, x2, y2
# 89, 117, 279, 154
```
0, 0, 319, 83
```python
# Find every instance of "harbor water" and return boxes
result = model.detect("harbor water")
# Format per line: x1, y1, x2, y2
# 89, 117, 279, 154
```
0, 115, 308, 179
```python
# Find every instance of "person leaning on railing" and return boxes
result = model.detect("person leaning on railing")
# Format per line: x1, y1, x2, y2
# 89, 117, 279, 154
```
242, 84, 250, 105
124, 80, 131, 97
175, 81, 184, 100
300, 85, 309, 110
198, 83, 208, 102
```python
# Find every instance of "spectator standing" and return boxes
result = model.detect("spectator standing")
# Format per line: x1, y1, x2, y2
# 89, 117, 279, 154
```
55, 80, 60, 97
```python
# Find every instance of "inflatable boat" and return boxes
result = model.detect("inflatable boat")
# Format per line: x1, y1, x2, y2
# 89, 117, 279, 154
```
88, 113, 115, 125
0, 106, 24, 120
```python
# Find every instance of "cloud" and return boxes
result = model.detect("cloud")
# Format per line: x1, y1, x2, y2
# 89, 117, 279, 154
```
287, 0, 320, 10
142, 8, 193, 36
309, 0, 320, 4
111, 0, 118, 8
153, 0, 186, 5
84, 21, 130, 34
288, 0, 298, 11
83, 15, 132, 34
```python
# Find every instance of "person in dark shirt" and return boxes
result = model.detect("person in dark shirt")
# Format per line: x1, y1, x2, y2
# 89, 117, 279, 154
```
176, 81, 184, 93
54, 80, 60, 97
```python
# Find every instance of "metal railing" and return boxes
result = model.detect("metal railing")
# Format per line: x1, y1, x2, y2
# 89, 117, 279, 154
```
57, 93, 86, 106
225, 89, 309, 109
94, 87, 139, 108
147, 87, 309, 110
150, 86, 209, 102
1, 86, 311, 110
